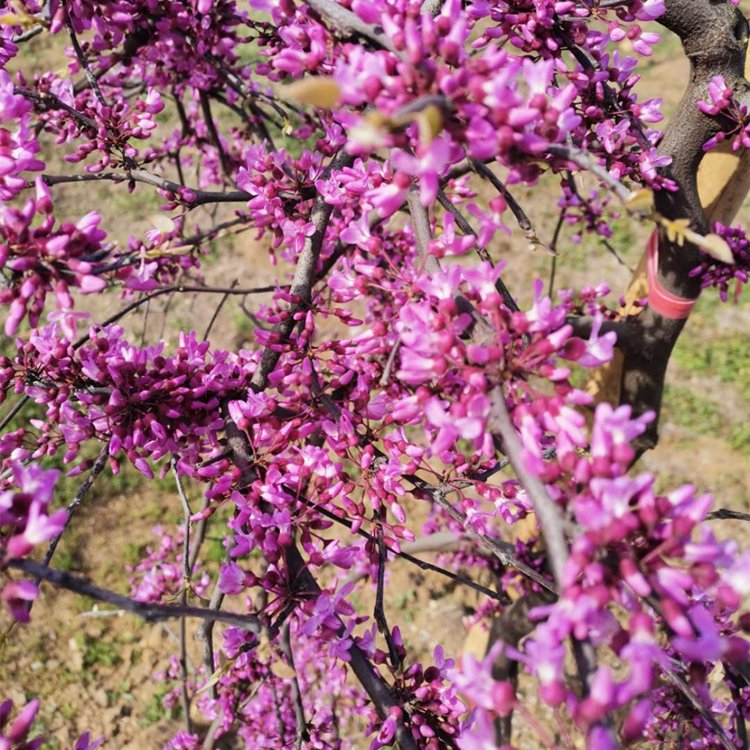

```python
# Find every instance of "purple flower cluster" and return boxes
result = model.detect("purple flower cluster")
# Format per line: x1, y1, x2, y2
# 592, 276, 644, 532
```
689, 222, 750, 301
0, 464, 64, 621
0, 70, 43, 199
0, 325, 255, 474
128, 525, 211, 602
698, 75, 750, 151
453, 401, 750, 749
0, 696, 102, 750
3, 0, 750, 749
0, 180, 107, 335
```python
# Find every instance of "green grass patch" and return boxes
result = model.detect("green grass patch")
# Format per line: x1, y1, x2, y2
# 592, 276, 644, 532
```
673, 335, 750, 402
141, 685, 182, 726
730, 424, 750, 456
77, 633, 121, 670
661, 384, 723, 434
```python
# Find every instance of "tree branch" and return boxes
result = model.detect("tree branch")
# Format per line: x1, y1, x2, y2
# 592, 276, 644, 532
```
487, 387, 568, 585
7, 558, 261, 632
250, 150, 355, 391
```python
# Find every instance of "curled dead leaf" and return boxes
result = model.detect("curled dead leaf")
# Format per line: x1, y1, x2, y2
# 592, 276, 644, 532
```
684, 229, 735, 264
625, 187, 654, 215
414, 104, 444, 147
149, 214, 176, 234
284, 77, 341, 109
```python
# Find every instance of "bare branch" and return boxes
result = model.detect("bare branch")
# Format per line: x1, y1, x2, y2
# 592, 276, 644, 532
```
487, 387, 568, 585
40, 442, 110, 571
405, 472, 557, 596
64, 3, 108, 107
706, 509, 750, 522
72, 283, 277, 351
280, 624, 310, 750
250, 150, 355, 391
173, 460, 194, 735
470, 159, 549, 254
38, 169, 251, 206
13, 25, 44, 43
7, 558, 261, 632
202, 280, 238, 342
306, 0, 398, 53
546, 144, 632, 203
0, 395, 31, 435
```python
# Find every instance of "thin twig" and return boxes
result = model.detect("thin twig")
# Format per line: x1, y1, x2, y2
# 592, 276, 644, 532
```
706, 509, 750, 522
188, 496, 212, 571
203, 280, 238, 342
16, 442, 109, 620
199, 91, 231, 177
470, 159, 550, 254
195, 582, 226, 699
307, 496, 508, 601
404, 473, 557, 595
13, 25, 44, 43
8, 559, 261, 632
0, 395, 31, 434
173, 460, 194, 735
40, 443, 110, 570
436, 186, 520, 312
663, 664, 736, 750
602, 238, 634, 271
280, 624, 310, 750
64, 4, 107, 107
547, 208, 566, 297
374, 531, 401, 669
15, 87, 97, 130
31, 170, 251, 206
72, 284, 277, 351
487, 387, 568, 585
546, 145, 632, 203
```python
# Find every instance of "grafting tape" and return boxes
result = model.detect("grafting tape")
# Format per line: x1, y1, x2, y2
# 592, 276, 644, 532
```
646, 229, 697, 320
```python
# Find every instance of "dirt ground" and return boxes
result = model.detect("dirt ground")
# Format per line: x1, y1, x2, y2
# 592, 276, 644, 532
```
2, 15, 750, 750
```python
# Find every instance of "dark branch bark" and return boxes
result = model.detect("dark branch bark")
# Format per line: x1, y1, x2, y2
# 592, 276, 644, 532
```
487, 388, 568, 585
489, 592, 555, 745
250, 150, 355, 391
34, 170, 251, 207
7, 558, 262, 632
283, 542, 423, 750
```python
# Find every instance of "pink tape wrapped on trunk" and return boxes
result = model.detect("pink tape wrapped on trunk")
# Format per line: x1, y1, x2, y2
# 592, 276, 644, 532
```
646, 228, 697, 320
